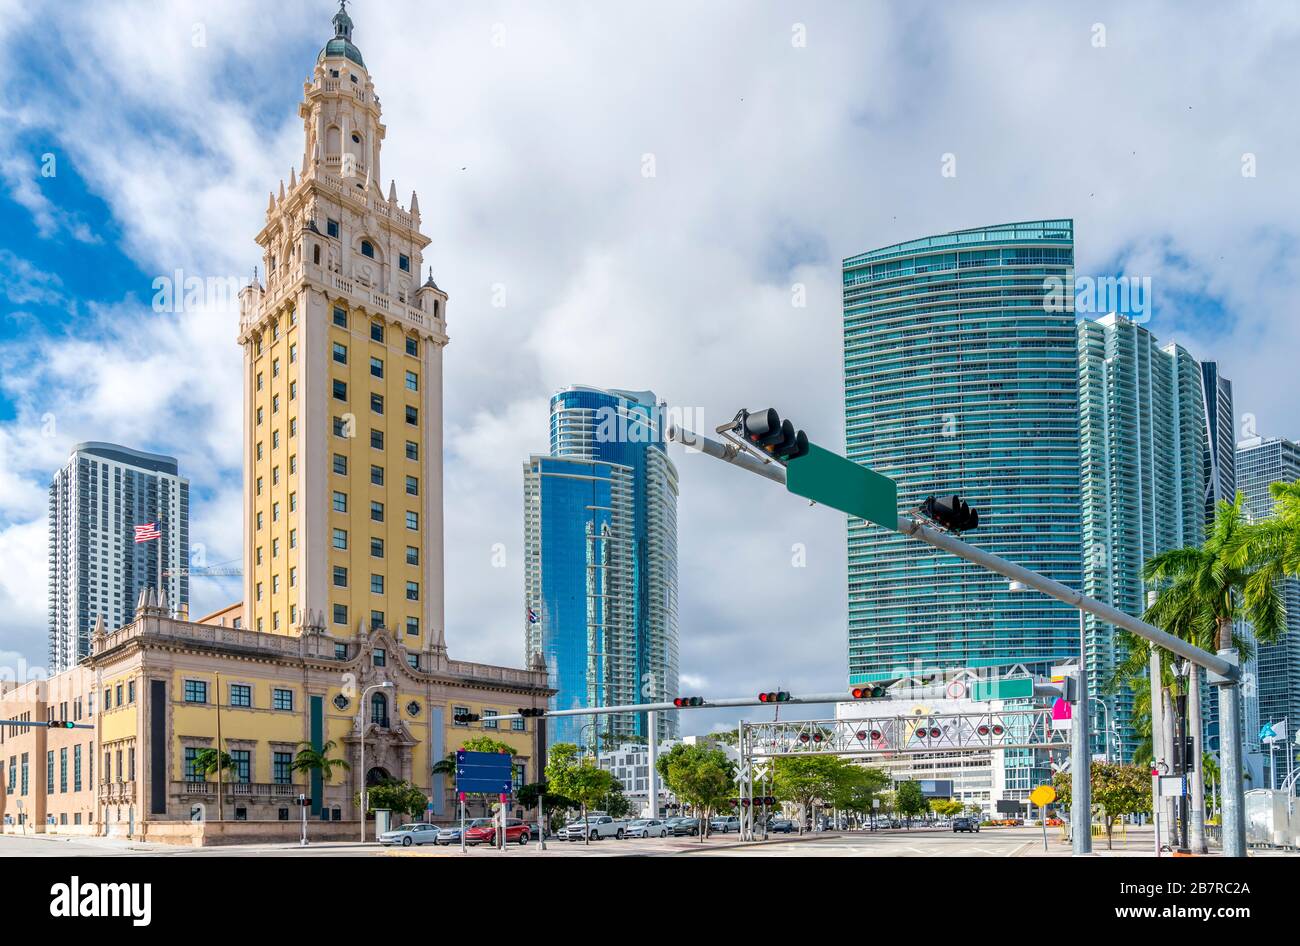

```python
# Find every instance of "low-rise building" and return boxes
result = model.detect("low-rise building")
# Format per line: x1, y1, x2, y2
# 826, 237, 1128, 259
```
1, 595, 551, 843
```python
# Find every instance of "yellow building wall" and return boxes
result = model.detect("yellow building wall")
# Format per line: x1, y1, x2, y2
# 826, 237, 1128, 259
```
325, 306, 426, 645
248, 304, 301, 636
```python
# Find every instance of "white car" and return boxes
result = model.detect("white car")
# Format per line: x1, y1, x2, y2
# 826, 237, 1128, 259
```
379, 822, 440, 847
623, 818, 670, 838
557, 815, 626, 841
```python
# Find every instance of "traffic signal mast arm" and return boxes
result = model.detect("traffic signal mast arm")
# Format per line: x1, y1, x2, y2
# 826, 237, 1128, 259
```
665, 420, 1237, 682
478, 692, 848, 725
0, 719, 93, 730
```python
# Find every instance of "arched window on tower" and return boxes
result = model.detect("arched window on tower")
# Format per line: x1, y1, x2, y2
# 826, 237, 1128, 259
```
313, 245, 321, 265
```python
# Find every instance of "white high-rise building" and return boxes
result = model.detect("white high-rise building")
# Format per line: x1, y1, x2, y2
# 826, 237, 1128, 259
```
48, 442, 189, 672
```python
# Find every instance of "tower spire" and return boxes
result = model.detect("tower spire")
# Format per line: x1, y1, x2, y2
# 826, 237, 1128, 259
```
333, 0, 353, 42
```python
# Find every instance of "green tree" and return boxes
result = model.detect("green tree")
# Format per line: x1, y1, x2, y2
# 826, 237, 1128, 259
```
545, 743, 618, 844
655, 743, 735, 841
602, 780, 633, 819
1239, 480, 1300, 580
191, 748, 237, 782
931, 798, 965, 818
1132, 495, 1284, 853
361, 779, 428, 819
830, 765, 890, 824
1053, 762, 1151, 850
290, 739, 350, 784
772, 755, 841, 833
895, 780, 929, 825
516, 780, 577, 832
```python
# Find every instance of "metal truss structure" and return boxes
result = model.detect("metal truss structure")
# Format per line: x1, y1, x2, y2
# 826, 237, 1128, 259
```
731, 708, 1068, 840
741, 708, 1068, 759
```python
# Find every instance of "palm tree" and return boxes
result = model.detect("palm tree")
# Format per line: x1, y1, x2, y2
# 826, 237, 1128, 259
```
291, 740, 350, 784
192, 748, 237, 780
1137, 495, 1284, 852
1238, 480, 1300, 579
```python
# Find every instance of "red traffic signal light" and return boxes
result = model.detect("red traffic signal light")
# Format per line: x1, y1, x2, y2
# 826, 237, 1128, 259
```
673, 697, 704, 708
758, 691, 791, 703
517, 707, 545, 718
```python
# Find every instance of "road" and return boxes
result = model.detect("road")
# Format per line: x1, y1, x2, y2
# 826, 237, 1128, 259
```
0, 825, 1174, 857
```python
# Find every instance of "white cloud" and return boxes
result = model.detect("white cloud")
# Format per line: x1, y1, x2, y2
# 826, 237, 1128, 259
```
1, 1, 1299, 736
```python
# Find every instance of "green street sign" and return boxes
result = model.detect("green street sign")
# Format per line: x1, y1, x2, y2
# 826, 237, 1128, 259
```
970, 678, 1034, 701
785, 444, 898, 530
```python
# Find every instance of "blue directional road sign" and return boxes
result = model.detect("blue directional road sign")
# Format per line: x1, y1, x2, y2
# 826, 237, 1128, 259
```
455, 750, 513, 794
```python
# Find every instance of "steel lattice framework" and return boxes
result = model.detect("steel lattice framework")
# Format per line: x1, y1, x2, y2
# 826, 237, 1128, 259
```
741, 708, 1068, 758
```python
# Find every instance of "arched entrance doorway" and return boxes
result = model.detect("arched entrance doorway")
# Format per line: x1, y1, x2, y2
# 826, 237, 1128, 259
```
366, 766, 393, 787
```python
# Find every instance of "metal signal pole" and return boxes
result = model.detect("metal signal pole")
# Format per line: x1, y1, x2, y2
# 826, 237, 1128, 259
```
665, 420, 1249, 857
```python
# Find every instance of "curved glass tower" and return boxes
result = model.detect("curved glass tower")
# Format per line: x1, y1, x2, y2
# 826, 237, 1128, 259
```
843, 220, 1082, 683
524, 387, 680, 748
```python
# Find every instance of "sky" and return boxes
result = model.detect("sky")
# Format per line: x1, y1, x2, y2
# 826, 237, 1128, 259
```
1, 1, 1297, 735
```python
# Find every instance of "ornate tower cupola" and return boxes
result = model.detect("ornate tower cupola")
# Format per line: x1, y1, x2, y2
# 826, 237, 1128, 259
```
320, 0, 364, 68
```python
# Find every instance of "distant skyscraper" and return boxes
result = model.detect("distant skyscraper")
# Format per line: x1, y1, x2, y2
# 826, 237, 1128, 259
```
1200, 361, 1236, 521
524, 387, 679, 748
48, 442, 189, 672
842, 220, 1082, 682
1078, 316, 1207, 760
1235, 435, 1300, 777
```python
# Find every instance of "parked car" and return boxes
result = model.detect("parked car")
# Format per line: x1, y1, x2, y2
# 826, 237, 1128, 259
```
710, 815, 741, 834
435, 818, 491, 846
767, 818, 795, 833
463, 818, 531, 846
379, 822, 441, 847
557, 815, 626, 841
665, 816, 700, 836
951, 817, 980, 834
624, 818, 670, 838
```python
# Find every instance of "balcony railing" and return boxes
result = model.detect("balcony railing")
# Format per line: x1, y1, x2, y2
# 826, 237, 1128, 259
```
172, 780, 299, 799
99, 780, 135, 804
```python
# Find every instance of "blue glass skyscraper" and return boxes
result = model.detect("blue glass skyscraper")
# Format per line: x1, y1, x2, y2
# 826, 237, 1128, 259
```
524, 387, 679, 748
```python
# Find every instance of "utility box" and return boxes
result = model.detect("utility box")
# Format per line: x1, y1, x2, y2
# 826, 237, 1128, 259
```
373, 808, 393, 837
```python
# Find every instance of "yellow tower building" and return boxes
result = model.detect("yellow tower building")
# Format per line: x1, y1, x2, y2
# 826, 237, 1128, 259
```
238, 1, 448, 659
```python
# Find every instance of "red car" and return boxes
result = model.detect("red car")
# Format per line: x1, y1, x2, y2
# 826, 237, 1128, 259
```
464, 818, 532, 846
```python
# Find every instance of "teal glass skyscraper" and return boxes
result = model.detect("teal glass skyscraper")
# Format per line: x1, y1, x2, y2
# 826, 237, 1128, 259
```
843, 221, 1082, 683
1078, 315, 1207, 760
524, 387, 680, 749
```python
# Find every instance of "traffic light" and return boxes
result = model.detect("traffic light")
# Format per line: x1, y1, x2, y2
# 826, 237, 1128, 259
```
741, 409, 810, 463
517, 707, 545, 718
673, 697, 704, 708
758, 691, 791, 703
453, 711, 481, 724
850, 684, 889, 699
921, 494, 980, 533
46, 720, 75, 730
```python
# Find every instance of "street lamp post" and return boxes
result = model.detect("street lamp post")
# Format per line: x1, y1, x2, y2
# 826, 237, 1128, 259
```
357, 681, 394, 844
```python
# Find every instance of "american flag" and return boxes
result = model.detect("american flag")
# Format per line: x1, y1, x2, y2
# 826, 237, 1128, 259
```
134, 522, 162, 543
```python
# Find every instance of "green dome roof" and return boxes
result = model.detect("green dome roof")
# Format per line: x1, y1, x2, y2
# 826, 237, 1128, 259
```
318, 2, 364, 68
318, 38, 364, 67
